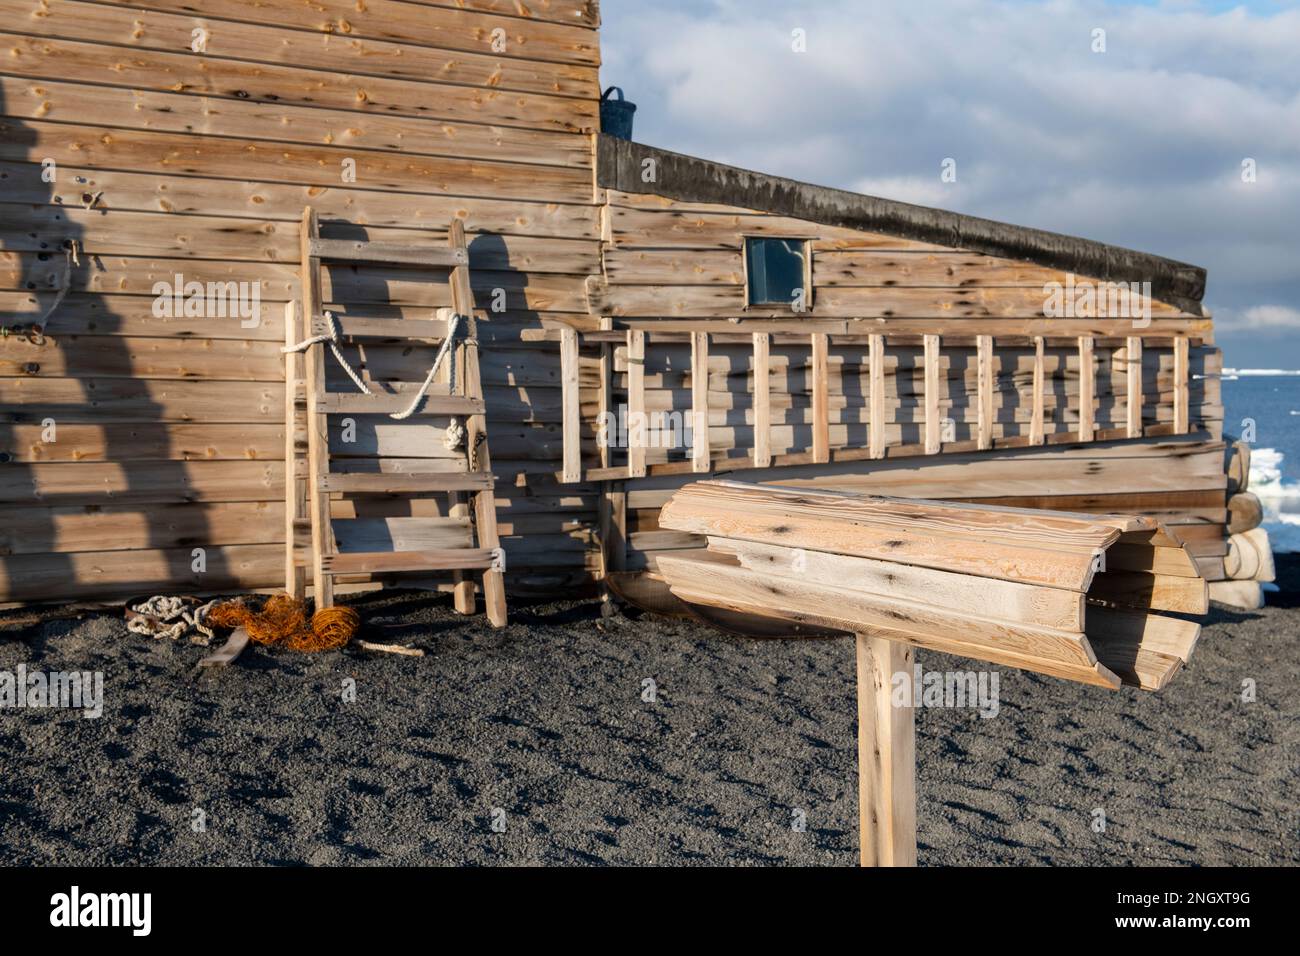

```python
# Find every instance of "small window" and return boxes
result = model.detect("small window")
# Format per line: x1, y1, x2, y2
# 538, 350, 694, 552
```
745, 238, 810, 308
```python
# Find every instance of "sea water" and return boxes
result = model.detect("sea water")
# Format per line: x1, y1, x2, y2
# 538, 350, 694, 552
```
1221, 369, 1300, 552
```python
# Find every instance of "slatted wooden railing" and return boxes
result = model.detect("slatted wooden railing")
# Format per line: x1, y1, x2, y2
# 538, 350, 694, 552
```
562, 328, 1199, 484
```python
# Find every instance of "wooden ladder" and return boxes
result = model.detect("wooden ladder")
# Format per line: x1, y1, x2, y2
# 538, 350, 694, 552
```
287, 207, 507, 626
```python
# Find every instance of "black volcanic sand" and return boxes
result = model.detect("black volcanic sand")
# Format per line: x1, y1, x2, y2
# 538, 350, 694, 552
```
2, 560, 1297, 866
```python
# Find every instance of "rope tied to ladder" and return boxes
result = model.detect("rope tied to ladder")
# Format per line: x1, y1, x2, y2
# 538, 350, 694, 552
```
389, 311, 461, 421
282, 310, 464, 421
281, 310, 372, 395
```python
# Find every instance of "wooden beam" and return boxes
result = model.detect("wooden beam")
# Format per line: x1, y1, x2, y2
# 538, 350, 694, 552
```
812, 332, 830, 464
560, 326, 581, 483
598, 318, 613, 469
857, 634, 917, 867
1126, 336, 1143, 439
627, 330, 646, 479
449, 218, 506, 628
976, 334, 994, 450
752, 332, 771, 468
300, 206, 334, 609
1030, 335, 1046, 446
1174, 335, 1190, 434
923, 334, 941, 455
1078, 335, 1095, 443
692, 331, 711, 473
869, 332, 885, 460
283, 298, 306, 601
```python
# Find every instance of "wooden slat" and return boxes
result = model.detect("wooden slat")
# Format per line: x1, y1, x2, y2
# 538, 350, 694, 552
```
857, 634, 917, 867
320, 472, 493, 493
923, 334, 941, 455
660, 551, 1116, 685
752, 332, 771, 468
659, 481, 1121, 590
309, 237, 467, 267
318, 315, 450, 340
1174, 336, 1190, 434
812, 332, 830, 464
1078, 335, 1095, 443
692, 332, 711, 472
301, 207, 334, 608
284, 299, 306, 598
627, 330, 647, 479
976, 334, 994, 450
322, 548, 496, 576
0, 35, 599, 137
332, 517, 473, 553
597, 317, 613, 470
1089, 571, 1209, 615
711, 538, 1085, 630
560, 326, 581, 483
1030, 335, 1046, 446
1126, 336, 1144, 439
868, 333, 885, 460
449, 219, 507, 626
317, 393, 483, 416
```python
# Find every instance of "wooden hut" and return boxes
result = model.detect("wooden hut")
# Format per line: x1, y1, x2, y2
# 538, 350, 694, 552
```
0, 1, 1223, 610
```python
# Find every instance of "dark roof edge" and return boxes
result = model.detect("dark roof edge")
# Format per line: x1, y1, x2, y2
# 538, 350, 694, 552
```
597, 136, 1207, 315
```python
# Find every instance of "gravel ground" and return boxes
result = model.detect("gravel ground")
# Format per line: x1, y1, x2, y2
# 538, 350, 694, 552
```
1, 560, 1297, 866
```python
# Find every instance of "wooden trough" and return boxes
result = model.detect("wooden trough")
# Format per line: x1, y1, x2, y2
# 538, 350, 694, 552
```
655, 480, 1207, 865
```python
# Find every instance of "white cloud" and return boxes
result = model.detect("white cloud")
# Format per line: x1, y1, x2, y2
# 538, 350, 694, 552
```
1215, 305, 1300, 332
600, 0, 1300, 366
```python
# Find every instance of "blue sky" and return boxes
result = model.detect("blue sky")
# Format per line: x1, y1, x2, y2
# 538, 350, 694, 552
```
599, 0, 1300, 369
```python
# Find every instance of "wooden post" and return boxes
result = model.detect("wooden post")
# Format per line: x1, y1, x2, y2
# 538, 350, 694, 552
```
868, 333, 885, 460
752, 332, 771, 468
560, 326, 581, 483
449, 219, 506, 627
598, 318, 613, 469
691, 331, 710, 473
812, 332, 830, 464
1030, 335, 1045, 446
1173, 335, 1190, 434
627, 330, 646, 478
1078, 335, 1095, 443
923, 334, 941, 455
856, 634, 917, 867
299, 207, 334, 609
976, 334, 994, 451
283, 299, 306, 600
1126, 336, 1143, 439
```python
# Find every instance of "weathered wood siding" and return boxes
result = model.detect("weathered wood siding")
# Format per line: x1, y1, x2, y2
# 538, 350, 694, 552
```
0, 0, 603, 602
587, 188, 1223, 582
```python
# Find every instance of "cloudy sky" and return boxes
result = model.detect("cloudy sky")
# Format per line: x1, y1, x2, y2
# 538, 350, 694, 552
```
599, 0, 1300, 369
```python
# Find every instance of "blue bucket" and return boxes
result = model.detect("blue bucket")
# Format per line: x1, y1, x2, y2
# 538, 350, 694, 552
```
600, 86, 636, 140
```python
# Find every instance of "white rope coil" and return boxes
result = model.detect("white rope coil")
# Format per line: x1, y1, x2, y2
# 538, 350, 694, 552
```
126, 595, 218, 646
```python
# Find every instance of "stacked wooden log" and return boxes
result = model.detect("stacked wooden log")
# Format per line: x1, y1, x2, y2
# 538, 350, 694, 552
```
656, 481, 1206, 691
1210, 440, 1275, 609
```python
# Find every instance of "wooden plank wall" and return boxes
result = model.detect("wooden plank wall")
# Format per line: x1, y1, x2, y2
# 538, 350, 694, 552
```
589, 190, 1220, 474
0, 0, 603, 602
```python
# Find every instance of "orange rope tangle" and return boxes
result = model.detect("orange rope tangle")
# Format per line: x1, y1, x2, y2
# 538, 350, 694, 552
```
206, 594, 359, 652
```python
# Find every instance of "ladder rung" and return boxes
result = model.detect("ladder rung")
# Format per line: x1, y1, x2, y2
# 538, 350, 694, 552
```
320, 472, 493, 494
322, 548, 496, 576
314, 314, 449, 340
309, 237, 468, 267
317, 393, 484, 416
